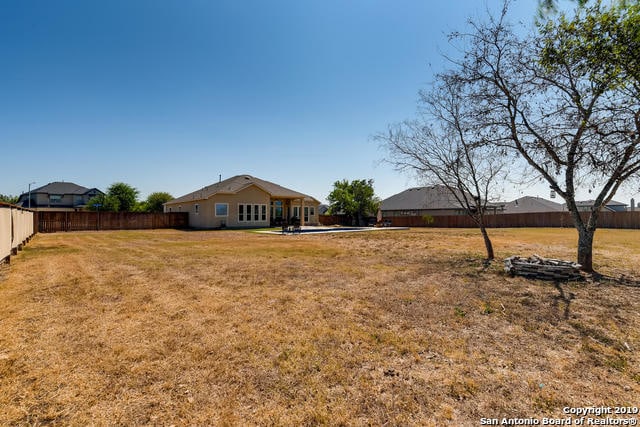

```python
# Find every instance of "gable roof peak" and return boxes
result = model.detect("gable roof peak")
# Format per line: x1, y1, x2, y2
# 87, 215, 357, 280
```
166, 174, 319, 205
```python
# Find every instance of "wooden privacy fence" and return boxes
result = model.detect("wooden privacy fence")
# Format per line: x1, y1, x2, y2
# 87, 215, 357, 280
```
36, 211, 189, 233
383, 211, 640, 229
1, 203, 35, 263
318, 215, 342, 226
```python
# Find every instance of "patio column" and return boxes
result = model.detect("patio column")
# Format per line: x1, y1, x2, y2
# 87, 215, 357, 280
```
301, 197, 305, 226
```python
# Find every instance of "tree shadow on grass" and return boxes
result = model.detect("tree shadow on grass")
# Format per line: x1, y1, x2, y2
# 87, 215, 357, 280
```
586, 272, 640, 288
553, 282, 575, 320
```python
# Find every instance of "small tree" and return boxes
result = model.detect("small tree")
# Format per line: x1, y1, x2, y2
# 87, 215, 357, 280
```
451, 1, 640, 271
87, 194, 120, 212
144, 192, 174, 213
106, 182, 139, 212
87, 183, 139, 212
327, 179, 380, 226
378, 74, 505, 261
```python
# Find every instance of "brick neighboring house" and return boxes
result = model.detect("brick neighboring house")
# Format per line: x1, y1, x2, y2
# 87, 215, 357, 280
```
164, 174, 321, 228
17, 182, 104, 211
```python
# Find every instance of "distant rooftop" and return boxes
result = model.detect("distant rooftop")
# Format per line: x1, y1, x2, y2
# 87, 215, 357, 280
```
503, 196, 564, 214
166, 174, 319, 205
22, 181, 98, 196
574, 199, 626, 207
380, 185, 469, 211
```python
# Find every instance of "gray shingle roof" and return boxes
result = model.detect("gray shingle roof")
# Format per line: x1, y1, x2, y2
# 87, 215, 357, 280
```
503, 196, 564, 213
166, 175, 319, 205
26, 182, 97, 195
574, 199, 626, 207
380, 186, 468, 211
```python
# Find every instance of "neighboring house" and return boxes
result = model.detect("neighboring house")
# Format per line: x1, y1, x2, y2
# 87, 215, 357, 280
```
17, 182, 104, 211
380, 185, 477, 217
501, 196, 565, 214
164, 174, 321, 228
568, 200, 627, 212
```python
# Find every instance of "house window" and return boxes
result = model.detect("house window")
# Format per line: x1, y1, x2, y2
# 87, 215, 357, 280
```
50, 194, 62, 204
310, 207, 315, 216
215, 203, 228, 217
304, 206, 309, 222
292, 206, 300, 219
195, 204, 200, 214
168, 207, 172, 213
238, 204, 267, 222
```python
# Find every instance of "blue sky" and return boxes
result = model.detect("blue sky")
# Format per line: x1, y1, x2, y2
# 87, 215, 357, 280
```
5, 0, 633, 205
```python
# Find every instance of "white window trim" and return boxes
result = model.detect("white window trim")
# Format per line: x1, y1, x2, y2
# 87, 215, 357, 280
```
238, 203, 267, 223
291, 203, 316, 221
215, 203, 228, 217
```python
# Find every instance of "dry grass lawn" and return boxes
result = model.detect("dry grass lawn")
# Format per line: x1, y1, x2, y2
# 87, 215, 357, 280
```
0, 227, 639, 426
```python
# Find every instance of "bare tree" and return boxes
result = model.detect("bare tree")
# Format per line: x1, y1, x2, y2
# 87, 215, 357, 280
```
452, 1, 640, 271
378, 75, 506, 261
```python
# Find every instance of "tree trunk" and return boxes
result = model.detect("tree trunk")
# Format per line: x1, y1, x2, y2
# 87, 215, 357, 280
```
479, 225, 494, 260
577, 227, 594, 272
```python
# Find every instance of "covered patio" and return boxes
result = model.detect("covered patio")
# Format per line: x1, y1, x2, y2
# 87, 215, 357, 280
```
269, 196, 315, 227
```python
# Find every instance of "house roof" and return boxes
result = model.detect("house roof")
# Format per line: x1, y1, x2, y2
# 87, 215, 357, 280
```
380, 185, 469, 211
166, 175, 319, 205
503, 196, 564, 213
20, 182, 101, 197
574, 199, 627, 207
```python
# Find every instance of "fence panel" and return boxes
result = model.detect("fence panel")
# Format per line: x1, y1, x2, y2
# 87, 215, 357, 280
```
37, 211, 189, 233
11, 209, 21, 249
383, 211, 640, 229
0, 204, 35, 262
318, 215, 341, 226
0, 206, 11, 261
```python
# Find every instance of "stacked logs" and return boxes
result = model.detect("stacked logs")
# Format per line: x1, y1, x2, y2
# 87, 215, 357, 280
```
504, 255, 583, 281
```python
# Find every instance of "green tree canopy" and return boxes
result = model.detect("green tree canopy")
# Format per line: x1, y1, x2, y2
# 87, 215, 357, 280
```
327, 179, 380, 226
87, 182, 140, 212
86, 194, 120, 212
0, 194, 19, 204
143, 192, 174, 213
107, 182, 139, 212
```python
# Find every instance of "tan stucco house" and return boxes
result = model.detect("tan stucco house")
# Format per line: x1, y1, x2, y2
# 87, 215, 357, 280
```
164, 175, 321, 228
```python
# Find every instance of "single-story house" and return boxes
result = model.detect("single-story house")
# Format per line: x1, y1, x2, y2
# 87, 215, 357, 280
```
380, 185, 487, 217
17, 182, 104, 211
164, 174, 321, 228
501, 196, 565, 214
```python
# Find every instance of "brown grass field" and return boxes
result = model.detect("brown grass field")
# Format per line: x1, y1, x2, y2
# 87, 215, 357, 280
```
0, 227, 639, 426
